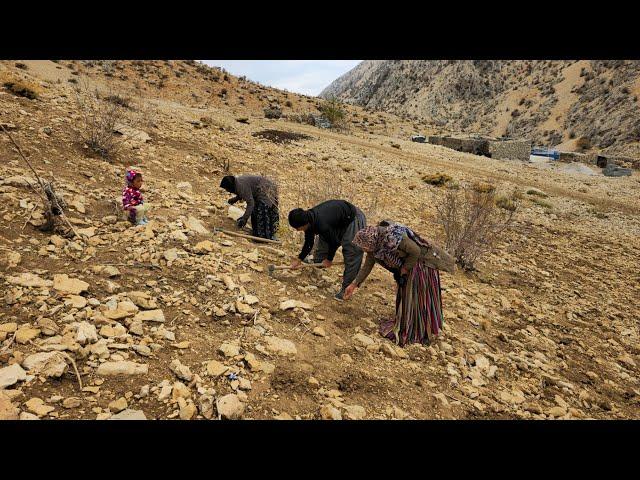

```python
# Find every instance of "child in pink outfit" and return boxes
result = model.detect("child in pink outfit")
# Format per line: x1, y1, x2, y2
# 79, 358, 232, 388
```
122, 169, 149, 225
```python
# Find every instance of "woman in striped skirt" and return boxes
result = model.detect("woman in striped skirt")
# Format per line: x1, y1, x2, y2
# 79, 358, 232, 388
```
344, 221, 455, 346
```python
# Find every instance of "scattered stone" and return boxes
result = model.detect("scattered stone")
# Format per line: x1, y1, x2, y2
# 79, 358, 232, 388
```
264, 336, 297, 357
319, 405, 342, 420
164, 248, 179, 262
280, 299, 312, 311
206, 360, 228, 377
20, 412, 40, 420
169, 359, 193, 382
7, 272, 52, 288
186, 216, 209, 234
198, 395, 215, 419
223, 276, 236, 291
102, 266, 121, 277
96, 361, 148, 376
170, 230, 189, 242
52, 274, 89, 295
132, 344, 152, 357
0, 391, 19, 420
76, 322, 98, 345
15, 326, 41, 344
62, 397, 82, 409
235, 300, 255, 314
548, 406, 567, 418
343, 405, 366, 420
353, 333, 375, 347
107, 397, 128, 413
25, 397, 55, 417
227, 205, 244, 221
109, 409, 147, 420
37, 318, 58, 336
65, 295, 88, 309
99, 323, 128, 338
77, 227, 96, 238
217, 393, 245, 419
172, 381, 191, 401
127, 291, 158, 310
312, 327, 326, 337
219, 342, 241, 358
134, 309, 165, 323
194, 240, 217, 254
22, 352, 68, 378
129, 322, 144, 336
0, 322, 17, 334
274, 412, 293, 420
1, 251, 21, 268
178, 398, 197, 420
244, 294, 259, 305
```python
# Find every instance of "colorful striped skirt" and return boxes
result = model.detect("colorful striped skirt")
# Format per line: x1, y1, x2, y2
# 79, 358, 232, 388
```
379, 260, 444, 346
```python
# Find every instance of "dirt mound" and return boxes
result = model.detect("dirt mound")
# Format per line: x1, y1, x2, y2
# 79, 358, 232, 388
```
252, 129, 311, 145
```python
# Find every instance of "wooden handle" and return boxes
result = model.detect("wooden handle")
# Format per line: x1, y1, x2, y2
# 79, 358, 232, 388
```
214, 227, 281, 244
270, 261, 344, 271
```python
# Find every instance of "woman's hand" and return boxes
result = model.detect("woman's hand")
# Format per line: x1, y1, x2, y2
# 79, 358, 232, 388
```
290, 258, 302, 270
343, 283, 358, 300
321, 259, 332, 268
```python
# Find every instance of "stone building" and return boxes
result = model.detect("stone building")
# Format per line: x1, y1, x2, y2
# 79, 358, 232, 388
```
488, 139, 531, 162
427, 135, 530, 161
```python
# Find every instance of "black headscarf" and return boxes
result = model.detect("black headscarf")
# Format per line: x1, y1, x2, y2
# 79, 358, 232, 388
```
220, 175, 236, 193
288, 208, 311, 228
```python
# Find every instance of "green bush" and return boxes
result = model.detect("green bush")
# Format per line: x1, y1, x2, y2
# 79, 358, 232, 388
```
318, 96, 347, 127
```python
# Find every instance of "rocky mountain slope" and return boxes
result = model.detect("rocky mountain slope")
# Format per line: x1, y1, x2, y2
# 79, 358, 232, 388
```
0, 60, 639, 420
321, 60, 640, 157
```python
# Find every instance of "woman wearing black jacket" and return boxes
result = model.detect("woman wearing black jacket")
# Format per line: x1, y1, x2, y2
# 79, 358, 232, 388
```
288, 199, 366, 301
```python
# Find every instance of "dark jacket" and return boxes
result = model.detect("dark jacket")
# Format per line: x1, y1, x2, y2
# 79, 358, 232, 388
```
229, 175, 278, 223
298, 200, 357, 261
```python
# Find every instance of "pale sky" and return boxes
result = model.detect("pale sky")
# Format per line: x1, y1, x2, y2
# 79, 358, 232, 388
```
201, 60, 361, 96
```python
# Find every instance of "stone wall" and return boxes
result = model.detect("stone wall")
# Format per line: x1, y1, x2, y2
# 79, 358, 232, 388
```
558, 151, 640, 170
428, 135, 530, 161
488, 140, 531, 161
427, 135, 490, 156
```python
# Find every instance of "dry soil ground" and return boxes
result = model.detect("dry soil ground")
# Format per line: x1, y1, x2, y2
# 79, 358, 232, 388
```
0, 60, 638, 420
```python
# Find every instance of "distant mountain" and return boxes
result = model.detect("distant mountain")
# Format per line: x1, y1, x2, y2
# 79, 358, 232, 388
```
320, 60, 640, 156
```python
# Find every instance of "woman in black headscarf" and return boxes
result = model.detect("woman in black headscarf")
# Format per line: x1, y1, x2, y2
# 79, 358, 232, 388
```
220, 175, 279, 240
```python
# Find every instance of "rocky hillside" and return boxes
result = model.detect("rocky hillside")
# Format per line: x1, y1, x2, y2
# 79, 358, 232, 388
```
321, 60, 640, 157
0, 60, 639, 421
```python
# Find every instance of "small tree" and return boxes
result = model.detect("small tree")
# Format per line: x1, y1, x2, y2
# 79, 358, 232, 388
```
435, 183, 517, 271
318, 95, 347, 128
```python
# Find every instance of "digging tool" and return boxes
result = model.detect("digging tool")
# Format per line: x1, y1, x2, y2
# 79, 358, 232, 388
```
213, 226, 281, 244
267, 260, 344, 277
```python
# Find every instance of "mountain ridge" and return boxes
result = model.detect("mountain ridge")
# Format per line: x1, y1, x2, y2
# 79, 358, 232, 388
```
321, 60, 640, 157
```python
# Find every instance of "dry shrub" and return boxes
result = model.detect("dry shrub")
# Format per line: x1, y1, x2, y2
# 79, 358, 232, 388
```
105, 94, 131, 109
132, 96, 159, 129
423, 173, 452, 186
435, 183, 517, 271
291, 169, 383, 224
1, 71, 41, 99
73, 80, 129, 160
575, 136, 591, 152
287, 112, 315, 126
